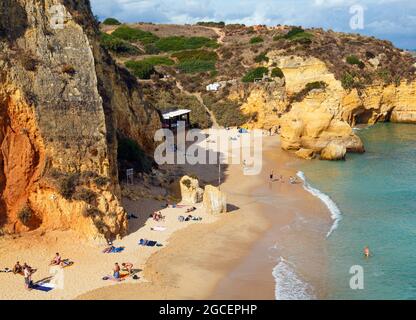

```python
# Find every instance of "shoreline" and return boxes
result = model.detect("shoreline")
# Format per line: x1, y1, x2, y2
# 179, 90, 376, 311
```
209, 138, 332, 300
0, 134, 332, 300
78, 136, 332, 300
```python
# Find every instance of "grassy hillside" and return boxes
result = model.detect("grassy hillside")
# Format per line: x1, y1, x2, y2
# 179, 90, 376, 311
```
99, 20, 416, 128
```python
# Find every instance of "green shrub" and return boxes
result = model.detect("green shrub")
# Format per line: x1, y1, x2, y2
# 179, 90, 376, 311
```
254, 52, 269, 63
94, 220, 109, 234
172, 49, 217, 62
172, 49, 217, 74
72, 188, 97, 204
196, 21, 225, 28
143, 56, 175, 66
112, 26, 159, 44
155, 36, 218, 52
94, 176, 111, 188
58, 173, 80, 200
346, 55, 365, 68
209, 100, 250, 127
117, 136, 154, 174
283, 27, 313, 44
377, 69, 392, 84
242, 67, 268, 82
250, 36, 264, 44
102, 18, 121, 25
273, 34, 284, 41
182, 179, 192, 188
285, 27, 305, 39
125, 60, 155, 79
341, 73, 356, 89
83, 207, 101, 218
210, 70, 219, 78
125, 56, 174, 78
271, 67, 284, 78
100, 33, 139, 54
144, 43, 161, 54
178, 60, 216, 73
18, 205, 33, 226
291, 81, 327, 102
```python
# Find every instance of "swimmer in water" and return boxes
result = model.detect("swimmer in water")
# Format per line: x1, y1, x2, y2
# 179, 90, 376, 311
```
364, 246, 371, 258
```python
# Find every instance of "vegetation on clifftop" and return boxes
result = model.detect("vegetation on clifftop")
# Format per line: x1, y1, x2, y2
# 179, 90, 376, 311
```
102, 18, 121, 25
242, 67, 269, 82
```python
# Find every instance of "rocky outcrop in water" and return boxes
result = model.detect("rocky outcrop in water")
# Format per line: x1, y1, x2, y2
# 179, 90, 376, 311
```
0, 0, 161, 240
239, 53, 416, 158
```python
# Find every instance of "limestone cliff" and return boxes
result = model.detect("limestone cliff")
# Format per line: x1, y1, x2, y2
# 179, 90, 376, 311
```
0, 0, 161, 240
239, 53, 416, 157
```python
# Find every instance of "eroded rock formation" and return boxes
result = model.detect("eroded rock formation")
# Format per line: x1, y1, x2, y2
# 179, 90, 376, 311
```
0, 0, 161, 240
180, 175, 203, 205
203, 185, 227, 215
239, 53, 416, 158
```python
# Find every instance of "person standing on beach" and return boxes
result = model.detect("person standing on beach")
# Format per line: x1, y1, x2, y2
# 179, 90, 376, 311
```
270, 170, 274, 182
113, 263, 121, 280
23, 265, 32, 290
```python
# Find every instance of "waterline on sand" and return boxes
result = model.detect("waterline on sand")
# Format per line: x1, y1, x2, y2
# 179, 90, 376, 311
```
273, 257, 315, 300
296, 171, 342, 237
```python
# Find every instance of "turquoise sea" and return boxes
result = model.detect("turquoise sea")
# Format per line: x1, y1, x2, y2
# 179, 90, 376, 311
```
298, 123, 416, 300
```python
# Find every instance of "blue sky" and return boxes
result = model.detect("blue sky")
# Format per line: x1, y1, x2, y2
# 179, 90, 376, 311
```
91, 0, 416, 49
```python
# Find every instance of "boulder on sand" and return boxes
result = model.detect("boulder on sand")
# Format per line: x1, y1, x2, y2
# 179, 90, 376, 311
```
295, 148, 316, 160
180, 175, 204, 204
320, 142, 347, 161
203, 185, 227, 215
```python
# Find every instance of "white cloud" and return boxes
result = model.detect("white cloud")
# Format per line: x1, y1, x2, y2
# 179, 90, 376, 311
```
90, 0, 416, 48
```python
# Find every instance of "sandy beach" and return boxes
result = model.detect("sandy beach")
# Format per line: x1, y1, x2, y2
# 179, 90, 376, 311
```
0, 132, 331, 300
78, 135, 332, 300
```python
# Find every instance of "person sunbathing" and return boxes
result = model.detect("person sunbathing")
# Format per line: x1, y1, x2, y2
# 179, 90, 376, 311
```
152, 212, 164, 221
186, 207, 196, 213
50, 253, 62, 266
13, 261, 23, 274
23, 265, 33, 290
122, 262, 134, 274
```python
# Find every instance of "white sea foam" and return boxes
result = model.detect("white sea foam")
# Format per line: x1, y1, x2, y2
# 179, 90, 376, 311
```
296, 171, 342, 237
273, 258, 315, 300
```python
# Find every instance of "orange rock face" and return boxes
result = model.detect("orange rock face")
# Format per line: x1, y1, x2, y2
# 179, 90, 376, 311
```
0, 0, 160, 240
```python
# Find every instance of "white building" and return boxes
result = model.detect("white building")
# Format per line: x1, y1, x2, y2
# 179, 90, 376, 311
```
206, 82, 222, 92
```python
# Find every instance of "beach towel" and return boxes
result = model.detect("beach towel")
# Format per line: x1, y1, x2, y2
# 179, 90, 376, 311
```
61, 259, 74, 268
139, 239, 158, 247
151, 226, 167, 232
32, 282, 55, 292
103, 246, 124, 254
170, 204, 187, 208
102, 275, 125, 282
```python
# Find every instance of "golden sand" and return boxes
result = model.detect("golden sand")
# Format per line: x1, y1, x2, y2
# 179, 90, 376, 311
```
0, 135, 330, 300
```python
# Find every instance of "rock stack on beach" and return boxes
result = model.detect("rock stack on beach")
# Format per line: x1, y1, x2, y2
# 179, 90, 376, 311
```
203, 185, 227, 215
180, 176, 204, 204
